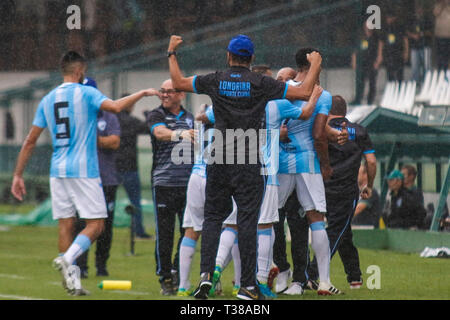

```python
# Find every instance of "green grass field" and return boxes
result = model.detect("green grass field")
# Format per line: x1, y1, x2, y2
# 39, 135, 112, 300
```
0, 223, 449, 301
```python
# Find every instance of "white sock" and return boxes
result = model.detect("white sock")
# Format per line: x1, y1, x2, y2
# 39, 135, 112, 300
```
256, 227, 274, 284
231, 239, 241, 287
310, 222, 330, 283
215, 227, 237, 269
63, 234, 91, 265
179, 237, 197, 290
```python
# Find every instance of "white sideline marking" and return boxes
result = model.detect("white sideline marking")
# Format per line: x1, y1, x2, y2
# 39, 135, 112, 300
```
0, 294, 47, 300
0, 274, 26, 280
109, 290, 149, 295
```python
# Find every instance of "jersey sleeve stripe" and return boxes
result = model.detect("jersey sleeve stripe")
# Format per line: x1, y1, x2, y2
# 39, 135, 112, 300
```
192, 75, 198, 94
150, 123, 168, 134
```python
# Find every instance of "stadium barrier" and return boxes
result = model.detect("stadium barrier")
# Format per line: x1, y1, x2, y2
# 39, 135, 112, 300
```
0, 198, 154, 228
353, 229, 450, 253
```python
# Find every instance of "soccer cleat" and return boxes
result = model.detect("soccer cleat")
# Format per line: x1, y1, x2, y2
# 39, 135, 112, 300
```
317, 282, 343, 295
177, 288, 193, 297
232, 284, 240, 296
160, 277, 176, 296
53, 256, 74, 293
193, 272, 213, 300
258, 283, 277, 299
305, 279, 319, 291
236, 286, 266, 300
66, 265, 90, 296
267, 266, 279, 290
284, 282, 304, 295
208, 266, 222, 297
96, 267, 109, 277
349, 278, 363, 289
275, 268, 292, 293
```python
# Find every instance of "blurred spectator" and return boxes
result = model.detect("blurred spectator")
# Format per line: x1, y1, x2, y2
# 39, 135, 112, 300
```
384, 170, 426, 230
433, 0, 450, 71
251, 65, 273, 77
401, 164, 424, 205
380, 11, 409, 82
116, 93, 151, 239
407, 5, 433, 85
351, 21, 383, 105
352, 164, 381, 228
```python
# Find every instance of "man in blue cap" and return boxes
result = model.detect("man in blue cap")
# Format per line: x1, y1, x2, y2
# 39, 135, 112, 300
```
166, 34, 323, 299
384, 169, 426, 229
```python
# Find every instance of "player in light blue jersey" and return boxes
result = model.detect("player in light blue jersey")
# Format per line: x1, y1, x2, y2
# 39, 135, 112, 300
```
276, 48, 342, 296
201, 76, 323, 299
11, 51, 159, 296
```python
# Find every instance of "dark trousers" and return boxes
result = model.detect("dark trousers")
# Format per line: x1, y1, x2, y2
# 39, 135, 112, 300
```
76, 185, 117, 271
117, 171, 147, 236
153, 185, 186, 281
273, 191, 310, 285
354, 64, 378, 105
385, 58, 404, 82
201, 164, 264, 288
436, 37, 450, 71
308, 193, 362, 283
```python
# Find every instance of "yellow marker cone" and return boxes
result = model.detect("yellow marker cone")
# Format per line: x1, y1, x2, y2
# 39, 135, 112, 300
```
98, 280, 132, 290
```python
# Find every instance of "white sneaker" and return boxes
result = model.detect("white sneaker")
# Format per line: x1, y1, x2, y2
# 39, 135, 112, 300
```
67, 265, 90, 296
283, 282, 304, 295
317, 281, 343, 295
275, 269, 291, 294
52, 256, 73, 292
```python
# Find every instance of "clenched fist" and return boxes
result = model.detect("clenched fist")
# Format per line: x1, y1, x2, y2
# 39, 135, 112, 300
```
168, 35, 183, 52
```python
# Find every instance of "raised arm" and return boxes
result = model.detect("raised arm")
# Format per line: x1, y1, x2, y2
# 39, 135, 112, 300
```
298, 85, 323, 120
101, 89, 160, 114
285, 52, 322, 101
11, 126, 45, 201
168, 35, 196, 92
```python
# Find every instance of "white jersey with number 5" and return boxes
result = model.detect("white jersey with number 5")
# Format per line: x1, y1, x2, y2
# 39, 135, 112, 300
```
32, 82, 108, 178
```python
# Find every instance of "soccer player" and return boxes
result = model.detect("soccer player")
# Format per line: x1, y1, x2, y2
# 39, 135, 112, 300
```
177, 104, 237, 297
200, 84, 324, 299
167, 34, 322, 300
10, 51, 159, 295
307, 95, 376, 289
277, 47, 341, 295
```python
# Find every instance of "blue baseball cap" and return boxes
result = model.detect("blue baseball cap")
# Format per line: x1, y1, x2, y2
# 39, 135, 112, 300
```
227, 34, 254, 57
83, 77, 97, 88
386, 169, 404, 180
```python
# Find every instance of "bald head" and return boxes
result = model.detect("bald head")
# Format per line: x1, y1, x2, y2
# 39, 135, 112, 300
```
276, 67, 297, 82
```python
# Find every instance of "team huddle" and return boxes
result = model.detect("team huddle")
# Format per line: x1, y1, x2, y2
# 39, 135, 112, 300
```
11, 34, 376, 300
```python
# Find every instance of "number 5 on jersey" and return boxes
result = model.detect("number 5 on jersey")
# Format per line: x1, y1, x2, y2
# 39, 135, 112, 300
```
54, 102, 71, 147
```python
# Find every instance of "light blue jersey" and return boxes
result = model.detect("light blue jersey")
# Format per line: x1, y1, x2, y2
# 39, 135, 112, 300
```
278, 82, 332, 174
205, 102, 303, 185
32, 82, 108, 178
191, 106, 215, 178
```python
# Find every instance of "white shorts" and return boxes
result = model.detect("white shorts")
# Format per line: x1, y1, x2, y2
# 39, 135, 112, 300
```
224, 185, 279, 225
278, 173, 326, 213
50, 177, 107, 220
183, 173, 237, 231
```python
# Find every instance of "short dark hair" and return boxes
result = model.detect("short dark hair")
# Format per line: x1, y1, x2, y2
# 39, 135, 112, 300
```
60, 51, 86, 75
330, 95, 347, 116
229, 52, 252, 65
401, 164, 417, 178
295, 47, 320, 72
251, 64, 271, 74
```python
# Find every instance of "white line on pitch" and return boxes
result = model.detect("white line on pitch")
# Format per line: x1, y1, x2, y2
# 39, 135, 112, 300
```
0, 274, 26, 280
109, 290, 150, 295
0, 294, 47, 300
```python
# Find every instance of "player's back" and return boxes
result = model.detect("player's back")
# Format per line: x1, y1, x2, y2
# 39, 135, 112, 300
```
33, 82, 108, 178
282, 88, 332, 153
